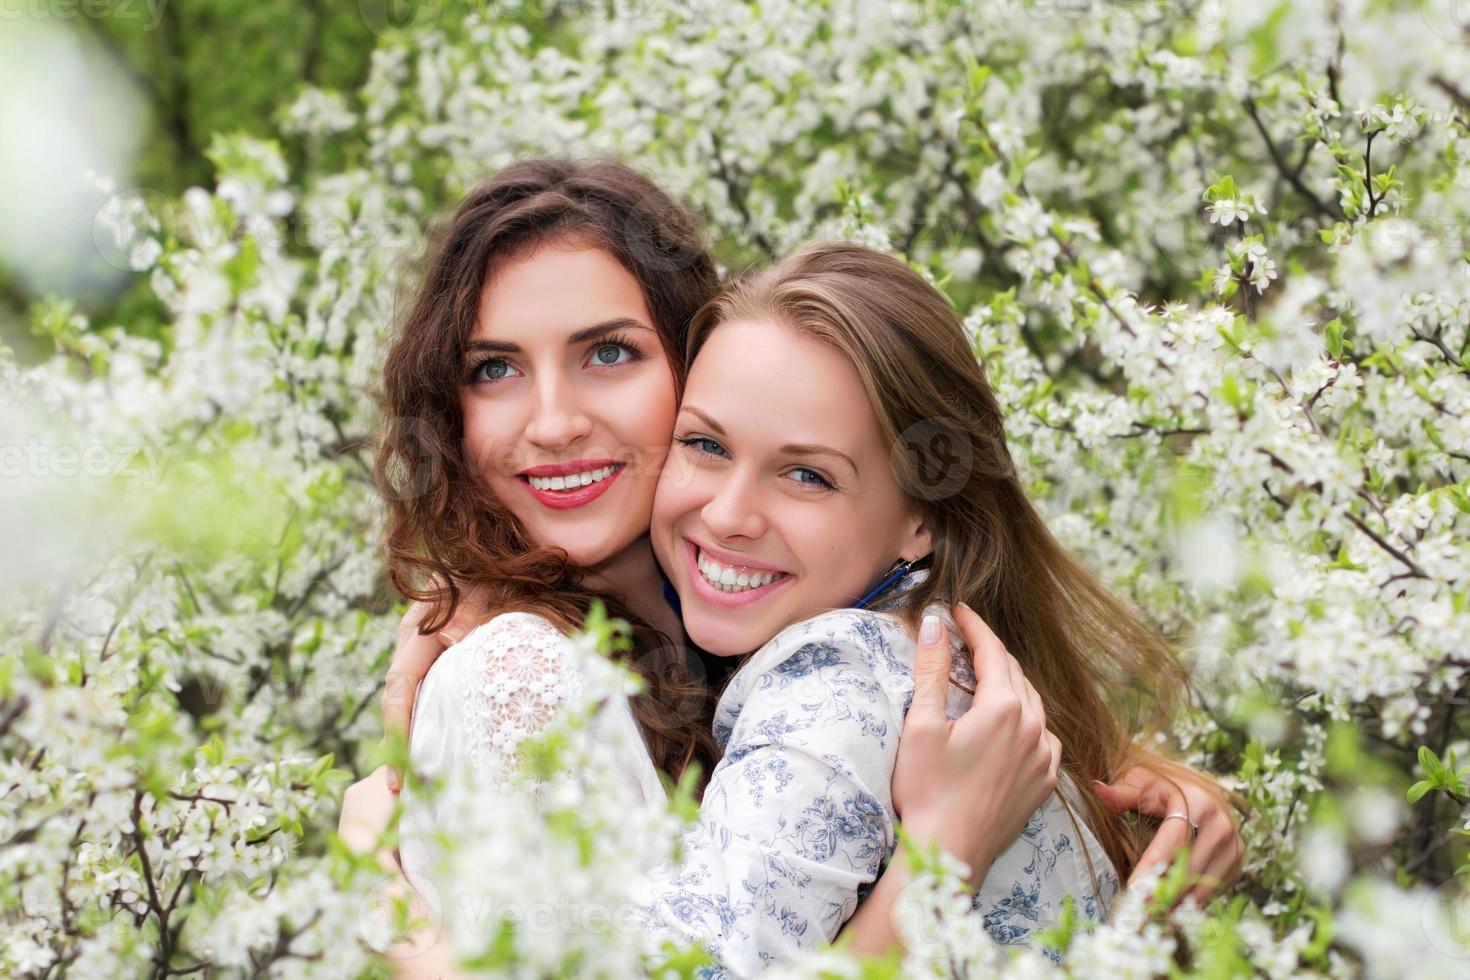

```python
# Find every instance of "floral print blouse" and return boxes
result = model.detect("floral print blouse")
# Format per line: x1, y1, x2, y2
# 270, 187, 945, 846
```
400, 569, 1119, 976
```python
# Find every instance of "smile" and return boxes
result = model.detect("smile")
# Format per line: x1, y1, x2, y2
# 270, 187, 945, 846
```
683, 538, 793, 609
525, 464, 619, 491
517, 461, 625, 510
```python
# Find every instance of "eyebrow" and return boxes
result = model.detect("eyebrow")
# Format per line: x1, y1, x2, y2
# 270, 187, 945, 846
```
681, 405, 859, 476
465, 317, 654, 355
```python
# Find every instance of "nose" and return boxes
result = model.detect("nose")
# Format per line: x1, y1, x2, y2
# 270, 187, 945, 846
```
523, 371, 593, 450
700, 467, 767, 541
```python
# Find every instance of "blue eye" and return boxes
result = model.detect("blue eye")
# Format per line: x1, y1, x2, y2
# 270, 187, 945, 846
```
590, 343, 634, 366
468, 357, 522, 384
587, 333, 646, 369
789, 467, 834, 490
677, 436, 728, 458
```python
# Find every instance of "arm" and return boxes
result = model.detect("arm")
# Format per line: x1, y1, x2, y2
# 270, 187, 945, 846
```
381, 588, 490, 793
637, 620, 907, 976
345, 611, 615, 979
370, 611, 883, 977
641, 606, 1058, 974
838, 603, 1060, 958
337, 766, 471, 980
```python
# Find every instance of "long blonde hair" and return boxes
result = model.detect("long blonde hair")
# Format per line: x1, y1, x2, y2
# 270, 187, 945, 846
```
686, 241, 1202, 876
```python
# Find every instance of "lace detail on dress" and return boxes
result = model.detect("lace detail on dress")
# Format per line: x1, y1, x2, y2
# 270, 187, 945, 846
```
458, 611, 582, 784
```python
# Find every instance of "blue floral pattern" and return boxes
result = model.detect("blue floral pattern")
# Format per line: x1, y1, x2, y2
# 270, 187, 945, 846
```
640, 570, 1120, 975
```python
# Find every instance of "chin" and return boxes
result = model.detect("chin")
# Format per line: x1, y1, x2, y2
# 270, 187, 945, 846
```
561, 537, 625, 569
685, 614, 764, 659
524, 525, 620, 569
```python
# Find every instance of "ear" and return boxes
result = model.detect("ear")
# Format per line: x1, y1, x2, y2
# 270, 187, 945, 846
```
900, 511, 934, 563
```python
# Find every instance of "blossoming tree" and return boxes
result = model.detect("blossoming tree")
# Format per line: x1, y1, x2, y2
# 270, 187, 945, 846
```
2, 1, 1468, 976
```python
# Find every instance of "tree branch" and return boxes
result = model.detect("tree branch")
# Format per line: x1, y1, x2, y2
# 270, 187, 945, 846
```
1242, 96, 1345, 221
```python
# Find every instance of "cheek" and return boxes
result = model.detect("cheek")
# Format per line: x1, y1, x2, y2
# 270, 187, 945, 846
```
608, 367, 676, 478
621, 367, 678, 460
786, 511, 846, 573
652, 457, 705, 530
459, 400, 508, 478
776, 503, 873, 599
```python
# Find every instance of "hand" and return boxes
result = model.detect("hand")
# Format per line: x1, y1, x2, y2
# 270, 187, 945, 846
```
340, 767, 462, 976
381, 585, 490, 792
339, 764, 401, 869
891, 602, 1061, 886
1094, 762, 1245, 905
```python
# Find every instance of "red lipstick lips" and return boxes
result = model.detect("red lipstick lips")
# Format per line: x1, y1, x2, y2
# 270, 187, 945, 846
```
517, 459, 625, 510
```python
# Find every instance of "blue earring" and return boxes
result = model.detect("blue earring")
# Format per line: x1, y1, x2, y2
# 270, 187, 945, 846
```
852, 557, 918, 610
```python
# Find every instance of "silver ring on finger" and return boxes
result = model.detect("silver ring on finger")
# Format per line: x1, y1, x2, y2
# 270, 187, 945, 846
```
1161, 811, 1199, 842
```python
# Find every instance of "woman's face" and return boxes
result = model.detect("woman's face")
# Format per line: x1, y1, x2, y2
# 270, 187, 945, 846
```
651, 317, 932, 657
460, 241, 675, 569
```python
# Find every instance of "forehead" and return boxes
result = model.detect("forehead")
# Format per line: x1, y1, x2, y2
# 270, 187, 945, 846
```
475, 243, 651, 337
685, 318, 883, 452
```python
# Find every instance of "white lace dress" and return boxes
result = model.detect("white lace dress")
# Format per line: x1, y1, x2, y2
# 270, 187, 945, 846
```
400, 582, 1119, 976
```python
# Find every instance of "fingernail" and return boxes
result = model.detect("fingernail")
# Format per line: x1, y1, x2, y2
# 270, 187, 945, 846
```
438, 627, 464, 645
956, 601, 973, 614
919, 614, 942, 645
387, 772, 400, 793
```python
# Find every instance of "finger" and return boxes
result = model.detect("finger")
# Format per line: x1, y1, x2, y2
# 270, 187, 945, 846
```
953, 602, 1007, 694
910, 613, 953, 721
1184, 824, 1245, 905
1096, 767, 1181, 818
1225, 826, 1245, 883
391, 600, 431, 652
1011, 655, 1046, 731
951, 603, 1025, 746
1002, 652, 1029, 713
1092, 779, 1143, 813
1125, 817, 1191, 890
382, 641, 437, 735
1185, 861, 1228, 906
1018, 662, 1045, 728
1188, 843, 1243, 907
1181, 839, 1230, 906
439, 585, 492, 646
1045, 730, 1062, 784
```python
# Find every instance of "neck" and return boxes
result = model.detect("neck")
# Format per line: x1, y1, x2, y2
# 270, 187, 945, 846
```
580, 533, 685, 644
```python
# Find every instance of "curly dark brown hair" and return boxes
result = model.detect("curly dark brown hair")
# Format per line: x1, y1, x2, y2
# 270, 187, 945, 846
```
374, 158, 721, 788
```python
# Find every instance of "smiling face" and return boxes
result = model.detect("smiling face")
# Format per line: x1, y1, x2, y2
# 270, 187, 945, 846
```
460, 241, 676, 570
650, 317, 932, 657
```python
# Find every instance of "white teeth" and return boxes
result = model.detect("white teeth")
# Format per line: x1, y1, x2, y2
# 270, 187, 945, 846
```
696, 549, 785, 593
528, 465, 617, 491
